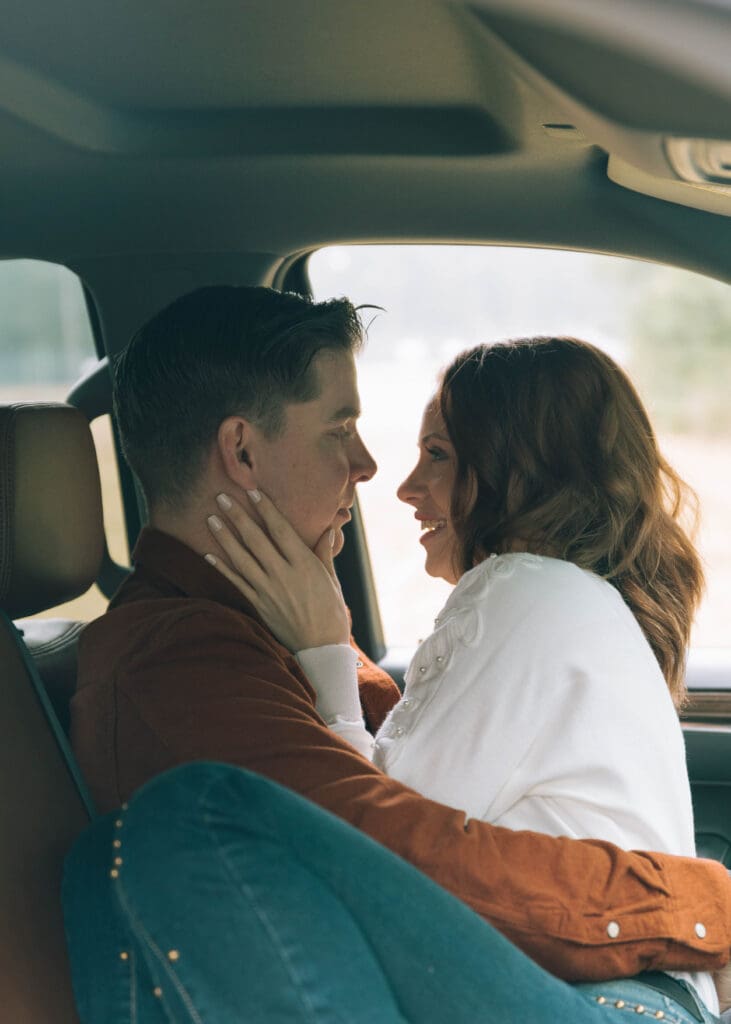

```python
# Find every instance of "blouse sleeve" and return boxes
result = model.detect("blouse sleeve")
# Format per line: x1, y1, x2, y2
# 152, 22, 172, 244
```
295, 645, 375, 760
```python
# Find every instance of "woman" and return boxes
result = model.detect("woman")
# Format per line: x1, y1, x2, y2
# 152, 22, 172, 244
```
206, 336, 724, 1019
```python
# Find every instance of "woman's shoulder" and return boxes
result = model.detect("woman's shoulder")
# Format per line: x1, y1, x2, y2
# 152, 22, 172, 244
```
423, 552, 665, 706
448, 552, 632, 634
452, 551, 543, 595
453, 551, 598, 597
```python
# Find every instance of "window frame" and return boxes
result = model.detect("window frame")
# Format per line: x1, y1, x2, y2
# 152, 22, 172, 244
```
301, 243, 731, 714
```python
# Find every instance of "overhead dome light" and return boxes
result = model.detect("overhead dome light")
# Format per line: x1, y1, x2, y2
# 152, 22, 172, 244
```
665, 138, 731, 186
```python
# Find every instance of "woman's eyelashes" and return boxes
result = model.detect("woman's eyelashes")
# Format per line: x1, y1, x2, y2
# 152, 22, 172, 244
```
426, 445, 448, 462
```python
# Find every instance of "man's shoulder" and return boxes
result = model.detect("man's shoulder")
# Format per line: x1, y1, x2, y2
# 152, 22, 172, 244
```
88, 590, 252, 630
79, 592, 285, 683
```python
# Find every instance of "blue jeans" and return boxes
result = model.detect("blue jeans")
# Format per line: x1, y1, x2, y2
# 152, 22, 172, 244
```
62, 763, 718, 1023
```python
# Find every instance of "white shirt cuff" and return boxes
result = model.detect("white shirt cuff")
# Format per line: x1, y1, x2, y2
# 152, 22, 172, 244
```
329, 717, 376, 761
295, 644, 362, 723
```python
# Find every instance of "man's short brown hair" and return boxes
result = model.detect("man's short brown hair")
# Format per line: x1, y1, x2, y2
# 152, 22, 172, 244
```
114, 285, 363, 507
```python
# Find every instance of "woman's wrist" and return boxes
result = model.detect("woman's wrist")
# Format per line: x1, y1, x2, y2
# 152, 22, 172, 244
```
295, 645, 361, 723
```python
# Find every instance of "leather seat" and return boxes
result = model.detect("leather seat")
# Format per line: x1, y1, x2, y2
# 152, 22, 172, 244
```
14, 618, 85, 735
0, 402, 103, 1023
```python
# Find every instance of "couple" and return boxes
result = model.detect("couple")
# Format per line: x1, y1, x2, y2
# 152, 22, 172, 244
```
64, 285, 731, 1023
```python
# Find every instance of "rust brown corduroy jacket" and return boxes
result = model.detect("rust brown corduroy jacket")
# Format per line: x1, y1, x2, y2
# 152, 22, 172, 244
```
72, 527, 731, 982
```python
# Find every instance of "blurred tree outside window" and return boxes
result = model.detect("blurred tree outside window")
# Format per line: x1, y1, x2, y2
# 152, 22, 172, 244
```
310, 246, 731, 650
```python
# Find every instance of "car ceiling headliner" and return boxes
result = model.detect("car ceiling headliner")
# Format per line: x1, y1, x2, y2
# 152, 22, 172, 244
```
0, 0, 729, 287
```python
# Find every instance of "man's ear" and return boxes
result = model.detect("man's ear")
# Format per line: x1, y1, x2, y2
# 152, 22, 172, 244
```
217, 416, 258, 488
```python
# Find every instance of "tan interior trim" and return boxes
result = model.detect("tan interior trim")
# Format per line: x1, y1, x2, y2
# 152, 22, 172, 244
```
681, 692, 731, 724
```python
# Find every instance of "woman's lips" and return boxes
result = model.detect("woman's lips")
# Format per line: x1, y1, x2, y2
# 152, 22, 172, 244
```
419, 520, 447, 545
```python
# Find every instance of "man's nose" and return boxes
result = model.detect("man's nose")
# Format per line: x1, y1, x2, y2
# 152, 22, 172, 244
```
350, 434, 377, 483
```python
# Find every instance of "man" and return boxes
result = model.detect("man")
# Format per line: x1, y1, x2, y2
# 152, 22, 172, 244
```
67, 286, 730, 1022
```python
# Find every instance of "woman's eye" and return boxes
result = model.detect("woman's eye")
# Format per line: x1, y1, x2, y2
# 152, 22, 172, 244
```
427, 446, 447, 462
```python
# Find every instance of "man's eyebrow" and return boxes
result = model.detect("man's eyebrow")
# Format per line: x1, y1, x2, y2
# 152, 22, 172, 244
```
327, 405, 361, 422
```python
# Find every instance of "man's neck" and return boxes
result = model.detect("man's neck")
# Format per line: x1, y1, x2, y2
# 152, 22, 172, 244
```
148, 505, 213, 559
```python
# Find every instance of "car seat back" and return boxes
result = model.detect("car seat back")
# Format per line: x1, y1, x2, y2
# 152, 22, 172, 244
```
14, 618, 85, 735
0, 403, 103, 1023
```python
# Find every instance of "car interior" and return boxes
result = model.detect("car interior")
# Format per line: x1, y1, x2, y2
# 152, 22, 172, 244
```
1, 0, 730, 1019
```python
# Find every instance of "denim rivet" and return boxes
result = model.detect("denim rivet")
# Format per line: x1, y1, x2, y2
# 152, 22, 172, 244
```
168, 950, 180, 962
153, 987, 162, 998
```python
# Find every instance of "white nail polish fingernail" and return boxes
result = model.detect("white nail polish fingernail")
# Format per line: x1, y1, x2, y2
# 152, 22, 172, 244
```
247, 489, 262, 503
204, 553, 217, 566
329, 529, 335, 547
208, 515, 223, 531
216, 493, 232, 509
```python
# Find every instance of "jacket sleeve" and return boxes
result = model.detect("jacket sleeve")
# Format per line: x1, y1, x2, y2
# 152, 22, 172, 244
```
119, 607, 731, 982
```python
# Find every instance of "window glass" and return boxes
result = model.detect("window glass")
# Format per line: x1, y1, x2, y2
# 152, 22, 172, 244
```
310, 246, 731, 650
0, 259, 127, 621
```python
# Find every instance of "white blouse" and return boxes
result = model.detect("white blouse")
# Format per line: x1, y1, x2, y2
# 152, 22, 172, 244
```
297, 553, 716, 1013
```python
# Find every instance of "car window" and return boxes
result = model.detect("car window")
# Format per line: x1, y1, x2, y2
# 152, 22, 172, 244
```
0, 258, 127, 620
310, 245, 731, 651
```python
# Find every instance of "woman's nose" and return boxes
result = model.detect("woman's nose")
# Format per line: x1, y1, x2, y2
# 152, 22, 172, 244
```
396, 464, 422, 505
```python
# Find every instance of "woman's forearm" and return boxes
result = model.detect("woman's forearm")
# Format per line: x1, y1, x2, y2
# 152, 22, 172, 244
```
296, 645, 375, 760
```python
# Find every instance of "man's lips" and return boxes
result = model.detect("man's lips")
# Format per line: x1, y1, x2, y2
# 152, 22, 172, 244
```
335, 507, 352, 523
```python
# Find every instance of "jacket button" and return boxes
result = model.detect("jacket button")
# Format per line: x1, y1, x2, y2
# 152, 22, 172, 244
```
606, 921, 620, 938
694, 922, 706, 938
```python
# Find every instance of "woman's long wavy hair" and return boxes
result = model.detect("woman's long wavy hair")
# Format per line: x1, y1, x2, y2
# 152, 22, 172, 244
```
439, 336, 703, 707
